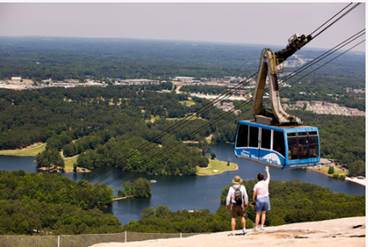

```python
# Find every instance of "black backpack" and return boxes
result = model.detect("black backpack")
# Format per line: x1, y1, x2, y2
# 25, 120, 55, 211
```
233, 185, 243, 206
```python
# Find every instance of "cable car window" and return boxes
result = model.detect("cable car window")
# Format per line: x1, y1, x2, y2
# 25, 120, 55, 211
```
236, 125, 248, 147
249, 126, 259, 147
298, 132, 307, 136
288, 134, 319, 160
273, 131, 285, 155
261, 128, 271, 149
308, 131, 318, 135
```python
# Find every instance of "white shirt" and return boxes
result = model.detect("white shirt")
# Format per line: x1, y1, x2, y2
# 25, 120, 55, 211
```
253, 169, 270, 199
226, 184, 248, 206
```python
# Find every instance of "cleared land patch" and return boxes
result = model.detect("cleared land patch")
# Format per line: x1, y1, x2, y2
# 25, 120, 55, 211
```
196, 159, 238, 176
0, 143, 46, 156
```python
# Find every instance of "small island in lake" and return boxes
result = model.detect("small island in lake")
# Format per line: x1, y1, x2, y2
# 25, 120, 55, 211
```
196, 159, 238, 176
116, 177, 152, 200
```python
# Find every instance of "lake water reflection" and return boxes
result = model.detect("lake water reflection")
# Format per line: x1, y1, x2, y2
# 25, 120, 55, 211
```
0, 144, 364, 224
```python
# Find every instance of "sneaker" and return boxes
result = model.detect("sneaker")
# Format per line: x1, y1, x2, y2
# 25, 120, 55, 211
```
260, 225, 265, 231
242, 229, 248, 235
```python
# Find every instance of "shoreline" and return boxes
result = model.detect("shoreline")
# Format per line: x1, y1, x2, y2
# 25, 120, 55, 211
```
306, 162, 365, 187
345, 176, 366, 187
112, 195, 133, 201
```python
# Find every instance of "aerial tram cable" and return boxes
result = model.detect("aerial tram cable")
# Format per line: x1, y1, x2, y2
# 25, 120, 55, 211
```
158, 38, 364, 164
233, 2, 363, 168
309, 2, 353, 37
235, 33, 365, 168
310, 3, 361, 40
131, 73, 257, 150
282, 29, 365, 82
128, 3, 362, 161
291, 39, 365, 83
146, 2, 362, 145
148, 36, 364, 161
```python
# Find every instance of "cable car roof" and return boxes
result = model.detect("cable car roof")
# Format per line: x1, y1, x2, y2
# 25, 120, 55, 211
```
238, 120, 319, 133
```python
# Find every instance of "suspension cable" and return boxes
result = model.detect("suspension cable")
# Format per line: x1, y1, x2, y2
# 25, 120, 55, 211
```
311, 3, 361, 39
148, 37, 364, 160
282, 29, 365, 82
292, 39, 365, 83
309, 2, 353, 36
126, 2, 363, 160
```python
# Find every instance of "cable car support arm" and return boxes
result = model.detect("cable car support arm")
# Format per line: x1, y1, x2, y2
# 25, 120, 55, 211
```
252, 34, 312, 125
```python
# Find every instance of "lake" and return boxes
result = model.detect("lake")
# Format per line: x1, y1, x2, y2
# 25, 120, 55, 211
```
0, 144, 365, 224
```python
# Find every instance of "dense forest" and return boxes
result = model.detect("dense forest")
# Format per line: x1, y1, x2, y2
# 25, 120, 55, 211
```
0, 172, 363, 235
0, 171, 122, 234
0, 83, 364, 175
124, 180, 365, 233
295, 111, 365, 176
0, 85, 233, 175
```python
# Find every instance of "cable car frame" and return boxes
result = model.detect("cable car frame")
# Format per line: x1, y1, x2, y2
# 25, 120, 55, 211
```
234, 120, 320, 168
234, 34, 321, 168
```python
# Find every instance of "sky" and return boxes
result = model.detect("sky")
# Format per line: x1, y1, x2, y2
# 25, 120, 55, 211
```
0, 3, 365, 51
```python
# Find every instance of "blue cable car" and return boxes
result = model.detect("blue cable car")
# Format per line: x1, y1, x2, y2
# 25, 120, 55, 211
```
234, 120, 320, 168
234, 34, 321, 168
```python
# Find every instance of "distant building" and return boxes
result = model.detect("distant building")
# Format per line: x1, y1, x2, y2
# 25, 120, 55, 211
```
174, 76, 194, 83
11, 76, 22, 81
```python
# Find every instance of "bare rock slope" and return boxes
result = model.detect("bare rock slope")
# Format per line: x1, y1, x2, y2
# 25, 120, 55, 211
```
93, 217, 365, 247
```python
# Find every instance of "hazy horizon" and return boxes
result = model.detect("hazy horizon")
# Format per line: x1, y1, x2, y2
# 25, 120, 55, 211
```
0, 3, 365, 52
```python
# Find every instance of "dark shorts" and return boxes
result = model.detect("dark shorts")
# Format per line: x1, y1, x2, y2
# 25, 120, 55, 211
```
255, 196, 271, 212
231, 205, 247, 218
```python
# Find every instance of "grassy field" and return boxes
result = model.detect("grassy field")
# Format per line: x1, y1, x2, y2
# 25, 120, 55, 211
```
145, 115, 161, 124
205, 134, 214, 144
311, 164, 348, 177
61, 152, 79, 173
0, 143, 46, 156
179, 98, 196, 107
196, 159, 238, 176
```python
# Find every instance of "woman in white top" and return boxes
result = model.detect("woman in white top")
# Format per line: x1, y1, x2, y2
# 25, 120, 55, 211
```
252, 166, 270, 231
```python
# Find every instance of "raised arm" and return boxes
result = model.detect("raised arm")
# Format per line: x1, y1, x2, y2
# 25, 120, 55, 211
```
265, 166, 270, 183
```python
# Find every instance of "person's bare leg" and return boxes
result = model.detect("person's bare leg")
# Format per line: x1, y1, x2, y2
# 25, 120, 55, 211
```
261, 211, 266, 229
241, 216, 246, 233
231, 217, 236, 231
255, 212, 260, 230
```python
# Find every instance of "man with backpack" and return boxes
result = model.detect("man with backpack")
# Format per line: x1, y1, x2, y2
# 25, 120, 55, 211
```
226, 175, 249, 235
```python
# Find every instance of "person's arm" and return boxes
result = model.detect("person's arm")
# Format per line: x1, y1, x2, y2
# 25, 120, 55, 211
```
265, 166, 270, 183
242, 186, 248, 206
252, 184, 257, 202
226, 187, 233, 208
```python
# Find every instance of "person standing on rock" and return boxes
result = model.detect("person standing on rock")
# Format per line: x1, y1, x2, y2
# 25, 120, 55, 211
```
253, 166, 271, 231
226, 175, 249, 235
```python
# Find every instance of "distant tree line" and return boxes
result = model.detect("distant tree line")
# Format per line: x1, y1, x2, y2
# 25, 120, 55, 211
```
0, 171, 122, 234
124, 181, 365, 233
181, 85, 227, 95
